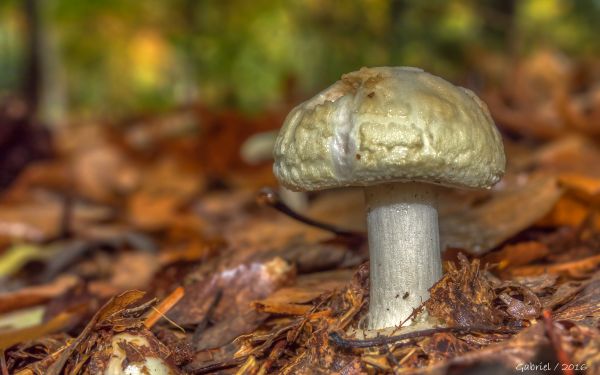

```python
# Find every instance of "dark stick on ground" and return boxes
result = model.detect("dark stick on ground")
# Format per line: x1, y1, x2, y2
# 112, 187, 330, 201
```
257, 187, 365, 239
329, 326, 519, 349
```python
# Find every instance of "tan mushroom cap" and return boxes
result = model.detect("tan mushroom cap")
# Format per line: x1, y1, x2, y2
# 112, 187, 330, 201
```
273, 67, 506, 192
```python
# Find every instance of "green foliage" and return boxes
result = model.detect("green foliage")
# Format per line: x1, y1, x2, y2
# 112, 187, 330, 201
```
1, 0, 599, 116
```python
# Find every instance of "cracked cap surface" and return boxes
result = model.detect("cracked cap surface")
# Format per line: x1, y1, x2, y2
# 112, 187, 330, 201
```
273, 66, 506, 191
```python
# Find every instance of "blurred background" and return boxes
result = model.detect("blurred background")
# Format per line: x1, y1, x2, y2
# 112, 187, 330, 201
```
0, 0, 600, 188
2, 0, 600, 116
3, 2, 600, 372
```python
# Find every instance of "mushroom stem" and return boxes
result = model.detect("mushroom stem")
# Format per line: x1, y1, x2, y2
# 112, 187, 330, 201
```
279, 186, 309, 213
365, 182, 442, 330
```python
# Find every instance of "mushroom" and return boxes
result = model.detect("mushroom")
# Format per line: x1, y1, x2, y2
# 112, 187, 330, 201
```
273, 67, 505, 330
240, 130, 309, 212
103, 332, 178, 375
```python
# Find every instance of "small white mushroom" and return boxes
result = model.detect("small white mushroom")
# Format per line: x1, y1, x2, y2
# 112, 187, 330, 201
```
105, 332, 176, 375
240, 130, 308, 212
273, 67, 506, 330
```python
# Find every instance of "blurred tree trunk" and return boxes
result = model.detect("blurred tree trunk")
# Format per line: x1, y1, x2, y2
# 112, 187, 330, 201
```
0, 0, 52, 190
23, 0, 65, 126
495, 0, 519, 58
23, 0, 42, 119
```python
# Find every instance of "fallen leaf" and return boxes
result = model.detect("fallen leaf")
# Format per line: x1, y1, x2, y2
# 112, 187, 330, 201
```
554, 272, 600, 326
538, 194, 595, 229
440, 173, 563, 255
0, 275, 79, 315
541, 281, 585, 310
253, 269, 353, 315
168, 257, 295, 351
0, 308, 82, 351
426, 254, 501, 326
508, 254, 600, 278
483, 241, 550, 271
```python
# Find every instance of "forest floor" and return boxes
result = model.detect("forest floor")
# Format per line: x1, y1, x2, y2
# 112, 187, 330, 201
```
1, 50, 600, 374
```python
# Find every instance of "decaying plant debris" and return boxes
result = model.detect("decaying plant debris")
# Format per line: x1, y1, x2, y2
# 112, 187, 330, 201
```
1, 50, 600, 374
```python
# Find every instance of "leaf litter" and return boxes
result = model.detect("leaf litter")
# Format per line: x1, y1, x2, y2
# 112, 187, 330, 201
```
0, 50, 600, 374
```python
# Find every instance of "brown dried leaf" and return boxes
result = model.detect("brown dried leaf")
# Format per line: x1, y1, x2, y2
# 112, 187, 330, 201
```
0, 275, 79, 315
429, 323, 547, 373
440, 173, 563, 255
418, 332, 475, 362
0, 309, 81, 351
540, 281, 585, 310
5, 334, 68, 374
531, 135, 600, 177
538, 194, 593, 229
507, 254, 600, 278
554, 272, 600, 326
512, 274, 559, 294
168, 257, 295, 351
253, 269, 353, 315
483, 241, 550, 271
426, 254, 501, 326
0, 198, 111, 243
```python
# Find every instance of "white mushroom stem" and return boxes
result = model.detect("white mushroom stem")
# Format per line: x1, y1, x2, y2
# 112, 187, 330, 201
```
365, 182, 442, 330
279, 186, 308, 213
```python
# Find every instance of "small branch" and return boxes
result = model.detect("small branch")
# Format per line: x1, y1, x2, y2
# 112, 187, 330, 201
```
259, 339, 287, 373
329, 326, 518, 349
395, 304, 425, 332
123, 298, 158, 318
542, 310, 574, 375
187, 358, 243, 374
144, 287, 184, 329
257, 187, 364, 239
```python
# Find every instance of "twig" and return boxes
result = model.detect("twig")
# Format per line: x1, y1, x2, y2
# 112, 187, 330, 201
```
122, 298, 157, 318
542, 310, 574, 375
144, 286, 184, 329
393, 304, 425, 334
187, 358, 244, 374
259, 339, 287, 373
382, 345, 400, 375
329, 326, 518, 349
257, 187, 364, 239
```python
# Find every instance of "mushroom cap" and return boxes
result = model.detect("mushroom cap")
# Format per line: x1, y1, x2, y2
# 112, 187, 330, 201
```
273, 67, 505, 191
